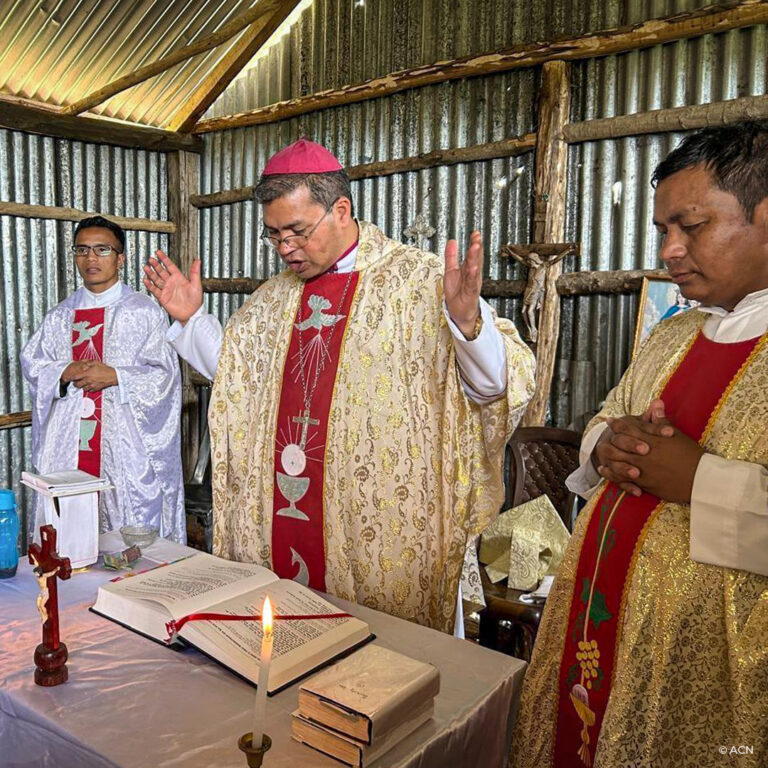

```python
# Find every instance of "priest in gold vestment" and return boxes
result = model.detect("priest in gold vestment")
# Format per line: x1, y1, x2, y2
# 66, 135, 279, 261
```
145, 139, 535, 633
512, 122, 768, 767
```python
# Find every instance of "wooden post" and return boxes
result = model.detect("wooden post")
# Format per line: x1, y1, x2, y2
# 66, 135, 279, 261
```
523, 61, 571, 427
167, 152, 200, 482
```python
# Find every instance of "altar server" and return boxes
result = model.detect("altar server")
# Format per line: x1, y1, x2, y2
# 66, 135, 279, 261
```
21, 216, 185, 543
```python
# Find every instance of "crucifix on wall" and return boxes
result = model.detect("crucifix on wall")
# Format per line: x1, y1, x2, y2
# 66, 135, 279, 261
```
504, 243, 579, 343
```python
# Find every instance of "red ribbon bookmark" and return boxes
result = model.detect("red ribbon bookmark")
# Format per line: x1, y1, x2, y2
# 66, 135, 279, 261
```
165, 611, 352, 644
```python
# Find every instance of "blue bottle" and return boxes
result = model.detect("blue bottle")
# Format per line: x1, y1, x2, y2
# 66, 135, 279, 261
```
0, 489, 20, 579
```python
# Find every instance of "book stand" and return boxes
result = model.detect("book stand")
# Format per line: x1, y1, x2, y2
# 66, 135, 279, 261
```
238, 732, 272, 767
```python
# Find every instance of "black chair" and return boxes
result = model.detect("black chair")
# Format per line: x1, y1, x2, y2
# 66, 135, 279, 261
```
478, 427, 581, 660
185, 425, 213, 553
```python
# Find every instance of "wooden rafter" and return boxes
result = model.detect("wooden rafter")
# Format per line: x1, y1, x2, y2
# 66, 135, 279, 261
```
193, 0, 768, 134
62, 2, 287, 117
167, 0, 303, 133
0, 95, 202, 153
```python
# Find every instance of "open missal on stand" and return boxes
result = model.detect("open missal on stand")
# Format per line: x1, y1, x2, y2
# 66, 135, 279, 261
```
90, 552, 372, 693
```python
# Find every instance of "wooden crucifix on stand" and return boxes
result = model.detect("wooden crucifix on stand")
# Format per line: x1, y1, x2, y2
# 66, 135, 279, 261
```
28, 525, 72, 686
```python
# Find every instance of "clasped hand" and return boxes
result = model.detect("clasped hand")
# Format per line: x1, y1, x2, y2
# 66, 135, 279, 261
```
593, 399, 705, 504
61, 361, 118, 393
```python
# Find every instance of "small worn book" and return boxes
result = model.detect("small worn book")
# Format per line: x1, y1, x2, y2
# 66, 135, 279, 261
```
21, 469, 112, 497
291, 700, 435, 767
91, 552, 372, 693
298, 643, 440, 743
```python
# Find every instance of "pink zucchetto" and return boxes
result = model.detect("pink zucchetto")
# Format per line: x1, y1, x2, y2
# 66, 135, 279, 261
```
262, 138, 343, 176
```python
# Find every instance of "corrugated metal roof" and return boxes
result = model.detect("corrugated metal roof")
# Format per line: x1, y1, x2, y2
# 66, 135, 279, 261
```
0, 0, 278, 128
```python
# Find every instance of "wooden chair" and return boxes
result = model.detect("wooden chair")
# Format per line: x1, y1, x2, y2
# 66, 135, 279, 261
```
478, 427, 582, 660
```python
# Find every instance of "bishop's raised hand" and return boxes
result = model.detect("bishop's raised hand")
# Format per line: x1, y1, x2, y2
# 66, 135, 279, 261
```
444, 230, 484, 339
143, 250, 203, 324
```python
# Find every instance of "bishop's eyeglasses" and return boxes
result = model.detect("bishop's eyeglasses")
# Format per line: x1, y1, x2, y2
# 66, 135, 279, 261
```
261, 207, 332, 252
71, 244, 121, 258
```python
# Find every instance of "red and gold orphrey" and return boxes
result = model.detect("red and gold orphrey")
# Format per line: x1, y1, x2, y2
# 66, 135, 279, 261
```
271, 270, 360, 591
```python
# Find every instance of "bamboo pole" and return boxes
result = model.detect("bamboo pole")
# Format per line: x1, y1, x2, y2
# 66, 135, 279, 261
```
0, 201, 176, 233
62, 1, 288, 117
563, 94, 768, 143
193, 1, 768, 134
523, 61, 571, 427
190, 133, 536, 209
0, 411, 31, 430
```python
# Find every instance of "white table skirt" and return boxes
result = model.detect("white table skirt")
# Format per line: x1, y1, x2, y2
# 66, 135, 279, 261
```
0, 534, 526, 768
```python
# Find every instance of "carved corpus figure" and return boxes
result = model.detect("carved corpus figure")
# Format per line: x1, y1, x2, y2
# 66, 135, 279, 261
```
507, 246, 571, 342
27, 525, 72, 686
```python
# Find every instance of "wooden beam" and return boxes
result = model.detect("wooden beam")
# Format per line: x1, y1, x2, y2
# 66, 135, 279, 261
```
199, 268, 670, 299
168, 151, 201, 481
168, 0, 303, 133
193, 1, 768, 134
202, 277, 265, 293
0, 95, 202, 153
0, 201, 176, 233
190, 133, 537, 209
62, 2, 287, 117
523, 61, 571, 427
563, 94, 768, 143
0, 411, 31, 430
500, 243, 580, 259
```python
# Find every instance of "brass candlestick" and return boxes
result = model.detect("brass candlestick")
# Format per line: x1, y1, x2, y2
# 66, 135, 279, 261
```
238, 732, 272, 767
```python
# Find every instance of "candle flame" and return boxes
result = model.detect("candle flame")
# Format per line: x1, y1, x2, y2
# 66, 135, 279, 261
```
262, 596, 273, 634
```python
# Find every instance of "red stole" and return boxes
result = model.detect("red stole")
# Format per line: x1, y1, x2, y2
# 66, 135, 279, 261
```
72, 308, 106, 477
271, 269, 360, 591
553, 332, 764, 767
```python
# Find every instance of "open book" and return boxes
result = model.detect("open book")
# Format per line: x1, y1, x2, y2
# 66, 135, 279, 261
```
91, 553, 372, 693
21, 469, 111, 497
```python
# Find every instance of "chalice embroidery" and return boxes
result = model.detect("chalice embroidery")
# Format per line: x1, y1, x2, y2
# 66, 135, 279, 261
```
275, 473, 310, 521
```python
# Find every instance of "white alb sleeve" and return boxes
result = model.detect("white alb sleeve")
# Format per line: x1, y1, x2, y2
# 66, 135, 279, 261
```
443, 299, 508, 404
166, 307, 222, 381
565, 422, 609, 499
689, 453, 768, 577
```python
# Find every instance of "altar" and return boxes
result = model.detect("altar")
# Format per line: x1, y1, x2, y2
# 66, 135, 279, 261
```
0, 535, 526, 768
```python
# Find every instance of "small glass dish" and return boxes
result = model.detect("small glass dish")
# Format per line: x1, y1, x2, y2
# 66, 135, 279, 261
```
119, 524, 159, 549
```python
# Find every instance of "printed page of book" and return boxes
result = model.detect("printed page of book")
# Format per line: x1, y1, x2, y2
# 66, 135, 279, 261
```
181, 579, 370, 692
96, 553, 279, 623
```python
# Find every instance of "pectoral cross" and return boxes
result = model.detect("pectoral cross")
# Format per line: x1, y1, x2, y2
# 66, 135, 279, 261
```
292, 408, 320, 450
28, 525, 72, 686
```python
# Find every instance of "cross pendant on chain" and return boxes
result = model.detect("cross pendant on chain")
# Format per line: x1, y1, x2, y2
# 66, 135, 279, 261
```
292, 408, 320, 450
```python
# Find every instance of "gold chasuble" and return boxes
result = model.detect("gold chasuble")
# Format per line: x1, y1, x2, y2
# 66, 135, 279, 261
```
511, 309, 768, 768
209, 221, 535, 632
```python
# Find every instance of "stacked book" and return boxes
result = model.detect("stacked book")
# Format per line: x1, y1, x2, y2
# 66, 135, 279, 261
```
291, 644, 440, 767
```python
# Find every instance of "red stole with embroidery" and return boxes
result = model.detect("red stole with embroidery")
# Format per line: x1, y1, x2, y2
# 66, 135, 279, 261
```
272, 270, 360, 591
72, 307, 106, 477
553, 332, 763, 767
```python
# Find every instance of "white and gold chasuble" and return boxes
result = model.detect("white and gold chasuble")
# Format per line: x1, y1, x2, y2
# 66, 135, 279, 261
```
210, 221, 535, 632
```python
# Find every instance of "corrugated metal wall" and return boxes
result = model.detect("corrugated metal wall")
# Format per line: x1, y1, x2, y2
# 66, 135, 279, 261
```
0, 129, 168, 548
200, 0, 767, 431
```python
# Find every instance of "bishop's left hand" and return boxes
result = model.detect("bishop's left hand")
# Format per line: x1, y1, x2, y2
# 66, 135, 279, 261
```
444, 230, 483, 338
70, 361, 118, 393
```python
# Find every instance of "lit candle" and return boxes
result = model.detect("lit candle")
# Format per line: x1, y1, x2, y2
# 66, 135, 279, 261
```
251, 596, 274, 748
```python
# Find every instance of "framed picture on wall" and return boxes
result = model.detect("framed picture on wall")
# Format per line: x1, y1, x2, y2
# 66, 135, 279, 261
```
632, 276, 698, 358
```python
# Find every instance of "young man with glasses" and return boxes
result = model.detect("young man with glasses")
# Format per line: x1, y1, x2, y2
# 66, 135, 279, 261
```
21, 216, 186, 546
144, 139, 535, 634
